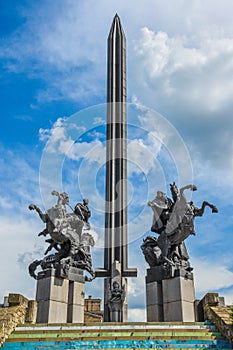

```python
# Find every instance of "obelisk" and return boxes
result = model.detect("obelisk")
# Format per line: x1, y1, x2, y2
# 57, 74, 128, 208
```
96, 14, 137, 322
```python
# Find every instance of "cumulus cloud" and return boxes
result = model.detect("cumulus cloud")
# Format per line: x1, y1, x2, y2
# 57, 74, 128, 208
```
133, 27, 233, 112
17, 245, 44, 269
40, 113, 168, 180
128, 139, 156, 175
0, 215, 44, 301
128, 308, 146, 322
2, 0, 233, 109
131, 26, 233, 182
40, 116, 105, 164
193, 258, 233, 301
127, 115, 166, 176
128, 267, 146, 298
71, 140, 105, 163
39, 117, 73, 153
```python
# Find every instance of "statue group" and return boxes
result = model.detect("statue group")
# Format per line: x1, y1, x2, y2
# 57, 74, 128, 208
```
28, 191, 95, 281
141, 183, 218, 271
29, 183, 218, 281
28, 182, 218, 321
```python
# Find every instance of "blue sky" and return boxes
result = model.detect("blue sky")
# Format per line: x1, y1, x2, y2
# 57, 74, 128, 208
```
1, 0, 233, 321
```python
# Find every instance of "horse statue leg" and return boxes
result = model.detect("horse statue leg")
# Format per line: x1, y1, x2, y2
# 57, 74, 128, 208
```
44, 239, 60, 255
28, 204, 47, 223
157, 231, 175, 266
193, 201, 218, 217
28, 259, 42, 279
202, 201, 218, 213
38, 228, 49, 237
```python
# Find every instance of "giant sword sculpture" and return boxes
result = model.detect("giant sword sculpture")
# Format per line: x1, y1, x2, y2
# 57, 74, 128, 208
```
96, 14, 137, 322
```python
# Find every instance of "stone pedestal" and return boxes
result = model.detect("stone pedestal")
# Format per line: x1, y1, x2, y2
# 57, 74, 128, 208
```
36, 269, 69, 323
67, 280, 85, 323
36, 268, 85, 324
146, 266, 195, 322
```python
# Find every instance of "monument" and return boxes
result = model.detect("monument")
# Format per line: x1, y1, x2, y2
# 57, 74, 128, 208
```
141, 182, 218, 322
28, 191, 95, 323
28, 13, 138, 325
95, 14, 137, 322
27, 14, 219, 326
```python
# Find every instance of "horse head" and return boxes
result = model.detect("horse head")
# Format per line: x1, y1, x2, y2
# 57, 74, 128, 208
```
170, 182, 179, 202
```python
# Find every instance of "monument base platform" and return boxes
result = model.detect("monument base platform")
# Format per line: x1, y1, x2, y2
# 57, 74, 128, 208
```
4, 321, 232, 349
146, 265, 195, 322
36, 267, 85, 324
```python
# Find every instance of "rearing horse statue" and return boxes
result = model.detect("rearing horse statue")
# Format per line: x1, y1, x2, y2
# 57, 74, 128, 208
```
28, 191, 95, 281
142, 183, 218, 268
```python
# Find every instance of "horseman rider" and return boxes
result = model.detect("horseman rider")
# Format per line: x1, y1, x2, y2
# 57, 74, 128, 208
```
148, 188, 190, 265
148, 191, 173, 234
74, 198, 91, 223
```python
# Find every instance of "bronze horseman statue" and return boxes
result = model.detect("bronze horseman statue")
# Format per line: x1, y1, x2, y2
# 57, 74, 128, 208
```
141, 183, 218, 270
28, 191, 95, 281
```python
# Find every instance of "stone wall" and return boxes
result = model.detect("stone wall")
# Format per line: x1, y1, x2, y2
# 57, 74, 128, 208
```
84, 296, 102, 312
84, 296, 103, 322
205, 305, 233, 345
84, 311, 103, 323
195, 292, 233, 346
0, 294, 37, 347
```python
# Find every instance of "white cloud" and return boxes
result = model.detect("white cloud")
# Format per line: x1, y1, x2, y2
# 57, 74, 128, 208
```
40, 117, 69, 152
221, 289, 233, 306
127, 113, 167, 176
93, 117, 105, 125
128, 267, 146, 298
131, 27, 233, 179
17, 245, 44, 269
70, 140, 105, 164
134, 28, 207, 79
135, 29, 172, 76
2, 0, 233, 108
128, 308, 146, 322
0, 215, 44, 302
193, 258, 233, 294
133, 27, 233, 112
40, 117, 105, 165
39, 128, 50, 142
128, 139, 156, 175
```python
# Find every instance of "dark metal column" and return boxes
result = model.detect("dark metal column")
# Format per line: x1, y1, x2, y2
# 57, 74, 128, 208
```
96, 14, 137, 322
